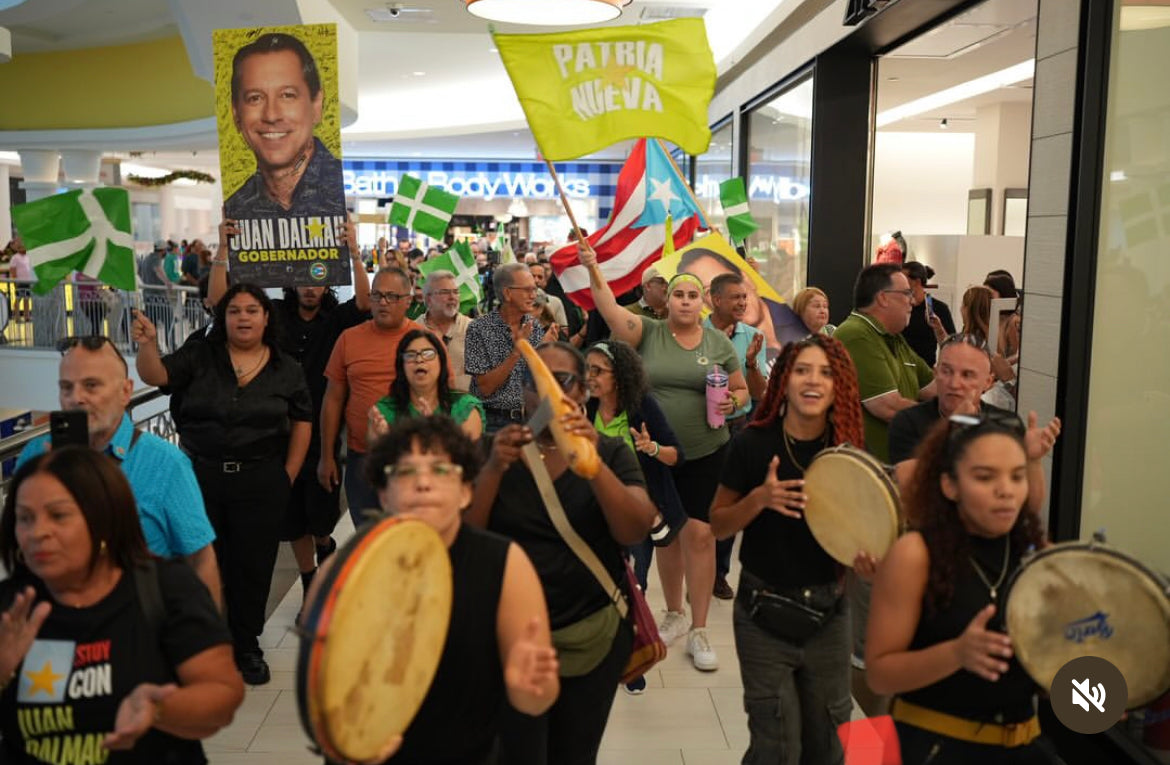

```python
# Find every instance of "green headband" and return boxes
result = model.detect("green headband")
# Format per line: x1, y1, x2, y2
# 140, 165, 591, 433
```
667, 272, 704, 292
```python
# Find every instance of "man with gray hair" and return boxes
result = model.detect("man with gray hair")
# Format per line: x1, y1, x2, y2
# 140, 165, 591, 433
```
464, 262, 556, 432
421, 270, 473, 392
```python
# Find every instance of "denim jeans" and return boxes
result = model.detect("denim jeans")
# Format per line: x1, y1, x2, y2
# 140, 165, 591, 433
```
734, 569, 853, 765
343, 451, 381, 528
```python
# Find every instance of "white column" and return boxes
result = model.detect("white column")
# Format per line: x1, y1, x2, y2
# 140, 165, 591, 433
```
0, 164, 11, 241
972, 103, 1032, 235
18, 150, 61, 203
60, 149, 102, 187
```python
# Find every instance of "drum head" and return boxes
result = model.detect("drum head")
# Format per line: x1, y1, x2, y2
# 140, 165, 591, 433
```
1005, 544, 1170, 708
803, 447, 900, 566
297, 517, 453, 762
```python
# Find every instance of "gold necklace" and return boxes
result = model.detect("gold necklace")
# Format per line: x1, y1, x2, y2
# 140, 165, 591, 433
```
969, 537, 1011, 601
232, 347, 268, 379
781, 429, 826, 473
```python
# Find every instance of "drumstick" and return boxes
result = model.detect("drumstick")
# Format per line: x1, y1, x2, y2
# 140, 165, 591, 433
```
515, 339, 600, 479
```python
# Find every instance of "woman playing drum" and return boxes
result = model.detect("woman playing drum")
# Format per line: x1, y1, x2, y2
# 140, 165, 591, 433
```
710, 334, 875, 764
866, 411, 1061, 764
324, 415, 559, 765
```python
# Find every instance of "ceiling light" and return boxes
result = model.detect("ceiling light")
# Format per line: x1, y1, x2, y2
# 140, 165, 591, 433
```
464, 0, 630, 26
1120, 5, 1170, 31
1111, 170, 1128, 182
876, 60, 1035, 127
412, 71, 426, 76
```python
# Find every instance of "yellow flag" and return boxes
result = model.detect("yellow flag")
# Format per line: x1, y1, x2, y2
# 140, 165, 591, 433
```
494, 19, 716, 161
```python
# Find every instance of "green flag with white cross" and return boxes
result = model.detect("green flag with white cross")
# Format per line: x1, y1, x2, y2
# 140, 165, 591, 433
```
389, 174, 460, 240
418, 240, 482, 314
719, 177, 759, 244
11, 187, 137, 294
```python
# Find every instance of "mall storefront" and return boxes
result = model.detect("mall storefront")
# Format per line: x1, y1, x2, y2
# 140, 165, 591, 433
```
701, 0, 1170, 762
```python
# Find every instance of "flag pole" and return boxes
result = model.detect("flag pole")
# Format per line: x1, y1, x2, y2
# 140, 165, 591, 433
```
655, 138, 713, 231
544, 159, 605, 288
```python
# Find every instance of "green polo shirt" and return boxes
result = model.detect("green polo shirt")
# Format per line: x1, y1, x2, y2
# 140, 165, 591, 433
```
834, 311, 933, 462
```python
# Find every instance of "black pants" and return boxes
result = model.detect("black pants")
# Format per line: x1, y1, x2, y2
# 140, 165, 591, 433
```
895, 722, 1066, 765
194, 457, 289, 655
498, 621, 633, 765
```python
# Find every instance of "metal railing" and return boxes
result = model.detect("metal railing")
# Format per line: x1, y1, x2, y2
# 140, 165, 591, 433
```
0, 387, 176, 495
0, 278, 208, 354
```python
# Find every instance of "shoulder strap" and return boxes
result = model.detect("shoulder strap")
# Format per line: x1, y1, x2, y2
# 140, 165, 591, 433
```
132, 559, 167, 635
521, 443, 628, 619
129, 427, 144, 451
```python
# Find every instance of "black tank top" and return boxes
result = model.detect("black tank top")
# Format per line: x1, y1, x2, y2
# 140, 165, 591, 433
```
390, 524, 511, 765
901, 533, 1037, 724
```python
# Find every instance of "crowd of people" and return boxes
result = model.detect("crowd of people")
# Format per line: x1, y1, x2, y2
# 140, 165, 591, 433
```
0, 219, 1067, 765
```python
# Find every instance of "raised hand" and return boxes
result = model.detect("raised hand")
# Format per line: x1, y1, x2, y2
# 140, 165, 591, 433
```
217, 217, 239, 253
756, 455, 806, 519
129, 309, 157, 345
104, 682, 176, 750
630, 423, 655, 455
540, 323, 559, 345
0, 587, 51, 680
954, 604, 1013, 682
505, 618, 559, 699
1024, 411, 1061, 461
745, 332, 764, 365
577, 242, 598, 269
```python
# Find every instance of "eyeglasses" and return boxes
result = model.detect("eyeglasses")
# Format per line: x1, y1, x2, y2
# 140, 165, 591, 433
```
56, 335, 115, 354
370, 290, 411, 304
586, 364, 613, 377
402, 348, 439, 364
383, 461, 464, 481
430, 289, 460, 298
507, 286, 538, 295
522, 370, 578, 392
882, 288, 915, 300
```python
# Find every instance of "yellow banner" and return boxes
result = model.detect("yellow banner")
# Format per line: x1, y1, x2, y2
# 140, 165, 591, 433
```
494, 18, 716, 161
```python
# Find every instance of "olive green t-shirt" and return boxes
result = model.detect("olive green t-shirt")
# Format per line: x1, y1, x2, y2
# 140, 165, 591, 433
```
834, 311, 933, 463
637, 317, 740, 460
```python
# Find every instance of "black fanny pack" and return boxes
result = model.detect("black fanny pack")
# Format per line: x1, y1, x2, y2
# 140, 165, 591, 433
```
741, 576, 843, 646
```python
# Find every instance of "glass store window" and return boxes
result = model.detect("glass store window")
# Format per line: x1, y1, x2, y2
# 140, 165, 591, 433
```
1081, 3, 1170, 755
695, 119, 733, 230
744, 74, 813, 303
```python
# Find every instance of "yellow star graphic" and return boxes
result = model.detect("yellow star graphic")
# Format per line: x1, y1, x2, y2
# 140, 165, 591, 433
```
601, 63, 635, 88
305, 218, 327, 241
25, 661, 64, 697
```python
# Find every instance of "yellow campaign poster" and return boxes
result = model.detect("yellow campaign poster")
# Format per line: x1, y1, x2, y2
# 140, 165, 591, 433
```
658, 232, 810, 373
213, 24, 350, 287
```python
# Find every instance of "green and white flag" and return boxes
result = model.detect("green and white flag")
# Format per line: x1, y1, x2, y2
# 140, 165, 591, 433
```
418, 240, 482, 314
498, 226, 517, 265
12, 187, 137, 294
389, 175, 459, 240
719, 177, 759, 244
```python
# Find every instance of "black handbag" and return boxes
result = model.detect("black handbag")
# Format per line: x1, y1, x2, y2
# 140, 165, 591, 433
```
747, 587, 839, 646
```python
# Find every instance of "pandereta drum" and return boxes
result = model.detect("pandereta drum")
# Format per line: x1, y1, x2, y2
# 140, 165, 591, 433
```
802, 444, 901, 566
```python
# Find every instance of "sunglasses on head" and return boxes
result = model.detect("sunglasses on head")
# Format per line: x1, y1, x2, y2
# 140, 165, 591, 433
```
947, 409, 1026, 448
56, 335, 115, 354
939, 333, 992, 358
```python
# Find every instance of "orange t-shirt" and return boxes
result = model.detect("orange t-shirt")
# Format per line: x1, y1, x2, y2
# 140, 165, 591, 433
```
324, 319, 424, 452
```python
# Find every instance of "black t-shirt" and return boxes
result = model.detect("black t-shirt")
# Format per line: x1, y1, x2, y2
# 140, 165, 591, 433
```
889, 400, 1003, 464
0, 561, 232, 764
487, 436, 645, 629
719, 425, 839, 589
902, 533, 1036, 723
162, 341, 312, 461
272, 298, 367, 452
902, 299, 956, 366
391, 524, 509, 765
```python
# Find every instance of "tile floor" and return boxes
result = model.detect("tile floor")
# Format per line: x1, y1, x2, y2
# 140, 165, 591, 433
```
205, 515, 860, 764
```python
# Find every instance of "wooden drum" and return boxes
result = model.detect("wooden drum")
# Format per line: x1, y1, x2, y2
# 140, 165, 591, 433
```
1004, 540, 1170, 708
296, 516, 453, 762
802, 444, 900, 566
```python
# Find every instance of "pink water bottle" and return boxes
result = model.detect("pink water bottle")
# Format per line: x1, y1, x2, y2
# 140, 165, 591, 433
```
706, 364, 729, 429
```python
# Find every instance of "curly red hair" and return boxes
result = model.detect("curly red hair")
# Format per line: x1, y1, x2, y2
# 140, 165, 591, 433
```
749, 334, 864, 448
905, 419, 1047, 614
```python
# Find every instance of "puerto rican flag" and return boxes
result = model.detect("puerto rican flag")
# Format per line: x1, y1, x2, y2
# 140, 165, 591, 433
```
550, 139, 703, 310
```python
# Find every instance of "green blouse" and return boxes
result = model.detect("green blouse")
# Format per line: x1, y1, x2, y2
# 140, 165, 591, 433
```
374, 391, 485, 428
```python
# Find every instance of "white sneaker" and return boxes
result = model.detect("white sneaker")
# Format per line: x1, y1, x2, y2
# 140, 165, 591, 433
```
657, 610, 690, 646
686, 628, 719, 672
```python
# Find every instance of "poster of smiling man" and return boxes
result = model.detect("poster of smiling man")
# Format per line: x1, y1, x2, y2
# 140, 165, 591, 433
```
214, 24, 350, 287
